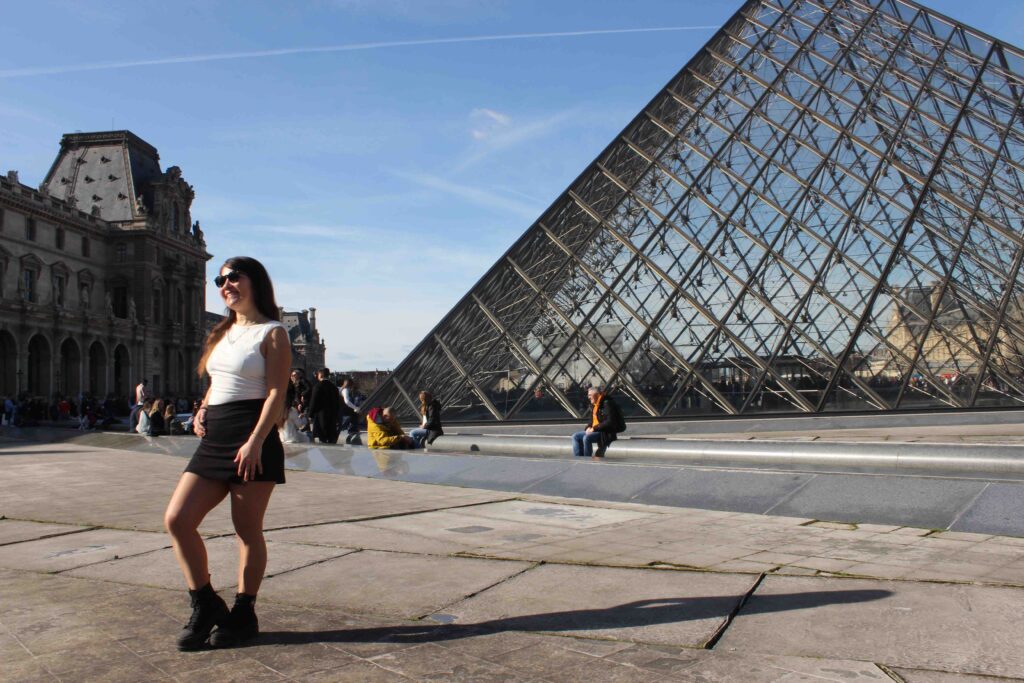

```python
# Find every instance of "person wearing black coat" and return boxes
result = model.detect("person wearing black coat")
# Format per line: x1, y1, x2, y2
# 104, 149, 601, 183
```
572, 387, 626, 459
307, 369, 340, 444
410, 391, 444, 448
148, 399, 167, 437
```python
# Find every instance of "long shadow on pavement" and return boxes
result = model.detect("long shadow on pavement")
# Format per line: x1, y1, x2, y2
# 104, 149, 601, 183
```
259, 589, 891, 645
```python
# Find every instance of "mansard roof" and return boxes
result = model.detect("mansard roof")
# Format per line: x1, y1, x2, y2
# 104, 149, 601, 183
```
40, 130, 164, 224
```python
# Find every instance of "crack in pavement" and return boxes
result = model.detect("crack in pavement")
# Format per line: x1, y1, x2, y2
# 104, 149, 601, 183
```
704, 571, 766, 650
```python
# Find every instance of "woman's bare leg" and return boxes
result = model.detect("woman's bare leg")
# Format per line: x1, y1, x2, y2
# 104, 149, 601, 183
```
165, 473, 230, 589
228, 481, 276, 594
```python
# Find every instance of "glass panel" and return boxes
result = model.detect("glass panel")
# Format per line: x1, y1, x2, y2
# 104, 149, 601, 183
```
365, 0, 1024, 422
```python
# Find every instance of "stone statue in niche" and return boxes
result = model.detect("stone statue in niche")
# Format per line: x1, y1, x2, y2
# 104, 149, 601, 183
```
105, 292, 113, 315
79, 285, 90, 310
192, 220, 203, 241
128, 296, 137, 323
134, 194, 147, 214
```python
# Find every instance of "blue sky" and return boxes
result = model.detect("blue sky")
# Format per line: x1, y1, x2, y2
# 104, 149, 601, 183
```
3, 0, 1024, 370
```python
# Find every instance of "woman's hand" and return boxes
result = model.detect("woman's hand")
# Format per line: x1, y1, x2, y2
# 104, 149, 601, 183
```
235, 436, 264, 481
194, 407, 208, 438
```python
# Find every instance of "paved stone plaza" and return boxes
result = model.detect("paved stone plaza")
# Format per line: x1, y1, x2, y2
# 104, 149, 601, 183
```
3, 438, 1024, 681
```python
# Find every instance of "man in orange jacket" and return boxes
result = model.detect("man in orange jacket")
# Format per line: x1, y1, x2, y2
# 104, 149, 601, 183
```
571, 386, 626, 459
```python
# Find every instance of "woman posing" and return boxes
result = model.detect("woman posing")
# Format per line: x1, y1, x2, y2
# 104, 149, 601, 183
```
164, 257, 291, 651
409, 390, 443, 448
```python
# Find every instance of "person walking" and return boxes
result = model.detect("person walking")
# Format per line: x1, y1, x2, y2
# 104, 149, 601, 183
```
164, 256, 290, 651
307, 368, 340, 444
409, 391, 443, 448
571, 386, 626, 459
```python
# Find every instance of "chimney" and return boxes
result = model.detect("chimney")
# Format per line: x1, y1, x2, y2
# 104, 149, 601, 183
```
309, 307, 317, 329
930, 280, 943, 312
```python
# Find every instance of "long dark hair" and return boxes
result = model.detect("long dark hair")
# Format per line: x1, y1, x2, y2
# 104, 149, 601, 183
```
419, 390, 433, 416
197, 256, 281, 377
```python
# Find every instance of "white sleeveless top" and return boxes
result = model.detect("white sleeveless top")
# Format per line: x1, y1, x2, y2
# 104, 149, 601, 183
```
206, 321, 287, 406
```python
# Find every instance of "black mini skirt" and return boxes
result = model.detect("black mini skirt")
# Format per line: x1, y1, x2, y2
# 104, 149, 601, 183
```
185, 398, 285, 484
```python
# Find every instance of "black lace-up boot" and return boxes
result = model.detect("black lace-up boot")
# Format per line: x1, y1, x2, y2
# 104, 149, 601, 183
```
210, 593, 259, 648
176, 583, 229, 651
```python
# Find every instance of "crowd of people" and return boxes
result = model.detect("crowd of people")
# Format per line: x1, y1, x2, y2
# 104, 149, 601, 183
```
280, 368, 445, 451
1, 391, 142, 431
127, 379, 199, 436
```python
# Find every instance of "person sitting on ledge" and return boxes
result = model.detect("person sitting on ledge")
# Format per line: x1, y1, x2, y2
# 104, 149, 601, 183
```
366, 406, 415, 449
136, 399, 153, 435
572, 386, 626, 459
409, 390, 443, 448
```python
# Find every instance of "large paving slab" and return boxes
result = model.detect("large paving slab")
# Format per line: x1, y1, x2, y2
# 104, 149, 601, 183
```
259, 550, 534, 619
444, 457, 572, 492
892, 668, 1024, 682
521, 461, 683, 503
0, 519, 92, 546
439, 563, 756, 647
344, 500, 658, 559
717, 575, 1024, 677
603, 647, 892, 682
355, 508, 578, 550
266, 520, 479, 555
0, 446, 238, 533
0, 446, 510, 534
638, 468, 813, 514
453, 499, 658, 530
66, 536, 356, 589
0, 528, 173, 572
949, 483, 1024, 536
767, 474, 987, 529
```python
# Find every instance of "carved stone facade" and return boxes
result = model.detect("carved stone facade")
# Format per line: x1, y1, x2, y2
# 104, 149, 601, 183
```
0, 131, 211, 403
280, 308, 326, 375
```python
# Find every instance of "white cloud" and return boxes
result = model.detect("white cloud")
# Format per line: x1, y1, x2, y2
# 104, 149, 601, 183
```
0, 27, 719, 79
469, 107, 512, 140
456, 107, 578, 170
391, 169, 541, 219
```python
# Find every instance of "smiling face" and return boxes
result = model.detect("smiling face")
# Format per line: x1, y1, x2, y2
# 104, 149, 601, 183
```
218, 265, 251, 312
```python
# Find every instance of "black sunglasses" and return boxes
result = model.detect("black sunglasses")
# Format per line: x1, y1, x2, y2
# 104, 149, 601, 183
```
214, 270, 243, 288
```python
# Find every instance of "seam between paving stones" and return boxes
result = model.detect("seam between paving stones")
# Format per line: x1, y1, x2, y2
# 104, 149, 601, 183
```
761, 474, 821, 516
875, 663, 907, 682
260, 496, 522, 533
515, 465, 580, 495
48, 541, 175, 575
261, 548, 363, 580
417, 561, 542, 620
945, 481, 992, 531
704, 572, 766, 650
0, 523, 101, 547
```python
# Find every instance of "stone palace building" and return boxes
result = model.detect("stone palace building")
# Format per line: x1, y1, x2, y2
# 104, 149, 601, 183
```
0, 130, 210, 403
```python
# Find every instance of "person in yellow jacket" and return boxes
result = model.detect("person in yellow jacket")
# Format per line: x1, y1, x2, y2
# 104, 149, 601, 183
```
366, 406, 415, 449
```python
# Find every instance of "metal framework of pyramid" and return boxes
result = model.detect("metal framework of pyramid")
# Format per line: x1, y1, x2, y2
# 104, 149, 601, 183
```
368, 0, 1024, 423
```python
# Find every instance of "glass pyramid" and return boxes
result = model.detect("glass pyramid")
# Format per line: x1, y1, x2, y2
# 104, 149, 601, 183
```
369, 0, 1024, 422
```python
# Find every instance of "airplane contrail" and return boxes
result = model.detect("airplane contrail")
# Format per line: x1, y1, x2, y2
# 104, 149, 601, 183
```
0, 26, 719, 78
